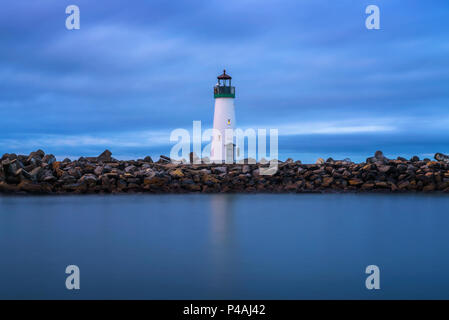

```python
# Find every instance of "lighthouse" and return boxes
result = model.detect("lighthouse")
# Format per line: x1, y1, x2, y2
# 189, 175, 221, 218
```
210, 70, 236, 163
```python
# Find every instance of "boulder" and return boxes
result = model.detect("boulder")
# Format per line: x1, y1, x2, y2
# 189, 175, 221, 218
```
158, 155, 171, 164
80, 174, 97, 186
18, 181, 44, 193
94, 166, 103, 176
348, 179, 363, 186
377, 165, 392, 173
10, 159, 24, 175
97, 150, 112, 162
42, 154, 56, 165
169, 169, 184, 178
43, 175, 57, 183
29, 167, 43, 182
212, 166, 227, 174
27, 150, 44, 166
0, 181, 19, 193
435, 153, 449, 163
375, 150, 385, 160
143, 156, 153, 163
124, 165, 137, 174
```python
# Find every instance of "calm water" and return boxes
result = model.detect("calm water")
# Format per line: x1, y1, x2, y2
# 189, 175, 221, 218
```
0, 193, 449, 299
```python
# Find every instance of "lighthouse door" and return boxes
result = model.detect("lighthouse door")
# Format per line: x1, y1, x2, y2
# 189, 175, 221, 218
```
225, 143, 235, 164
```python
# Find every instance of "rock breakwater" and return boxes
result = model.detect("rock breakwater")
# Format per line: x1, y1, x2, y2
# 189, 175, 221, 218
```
1, 150, 449, 194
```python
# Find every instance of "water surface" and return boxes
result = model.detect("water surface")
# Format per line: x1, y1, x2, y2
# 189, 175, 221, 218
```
0, 194, 448, 299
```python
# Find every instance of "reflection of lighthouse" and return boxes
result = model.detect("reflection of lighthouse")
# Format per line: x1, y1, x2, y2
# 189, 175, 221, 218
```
210, 194, 234, 245
209, 194, 235, 294
210, 70, 236, 163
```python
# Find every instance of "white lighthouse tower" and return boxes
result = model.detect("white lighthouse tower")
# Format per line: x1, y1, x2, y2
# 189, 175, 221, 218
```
210, 70, 236, 163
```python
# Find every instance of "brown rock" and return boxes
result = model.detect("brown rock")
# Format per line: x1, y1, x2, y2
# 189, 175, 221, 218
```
362, 182, 375, 190
169, 169, 184, 178
18, 181, 44, 193
143, 176, 166, 187
80, 174, 97, 186
423, 184, 435, 192
94, 166, 103, 176
349, 179, 363, 186
97, 150, 112, 162
0, 181, 19, 193
143, 156, 153, 163
375, 181, 389, 188
398, 181, 410, 190
377, 165, 392, 173
321, 177, 334, 187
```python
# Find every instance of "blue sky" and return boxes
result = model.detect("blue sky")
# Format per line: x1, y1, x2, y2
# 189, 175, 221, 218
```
1, 0, 448, 162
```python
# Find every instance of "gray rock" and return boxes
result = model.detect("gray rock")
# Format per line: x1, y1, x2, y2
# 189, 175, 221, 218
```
125, 165, 137, 173
42, 154, 56, 165
143, 156, 153, 163
68, 167, 82, 178
21, 169, 32, 180
30, 167, 43, 182
378, 165, 392, 173
94, 166, 103, 176
435, 153, 449, 163
212, 166, 227, 174
43, 175, 57, 183
80, 174, 97, 185
366, 156, 376, 164
62, 175, 77, 184
375, 150, 385, 160
7, 159, 23, 176
158, 155, 171, 164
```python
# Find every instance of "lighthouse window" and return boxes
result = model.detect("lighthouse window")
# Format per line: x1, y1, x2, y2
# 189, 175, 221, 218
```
227, 119, 231, 125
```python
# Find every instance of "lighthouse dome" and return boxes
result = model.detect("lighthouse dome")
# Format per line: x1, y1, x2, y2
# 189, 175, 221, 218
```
217, 69, 232, 80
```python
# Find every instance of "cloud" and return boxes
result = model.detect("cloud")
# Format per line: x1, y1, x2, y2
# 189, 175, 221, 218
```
0, 0, 448, 159
269, 121, 396, 135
